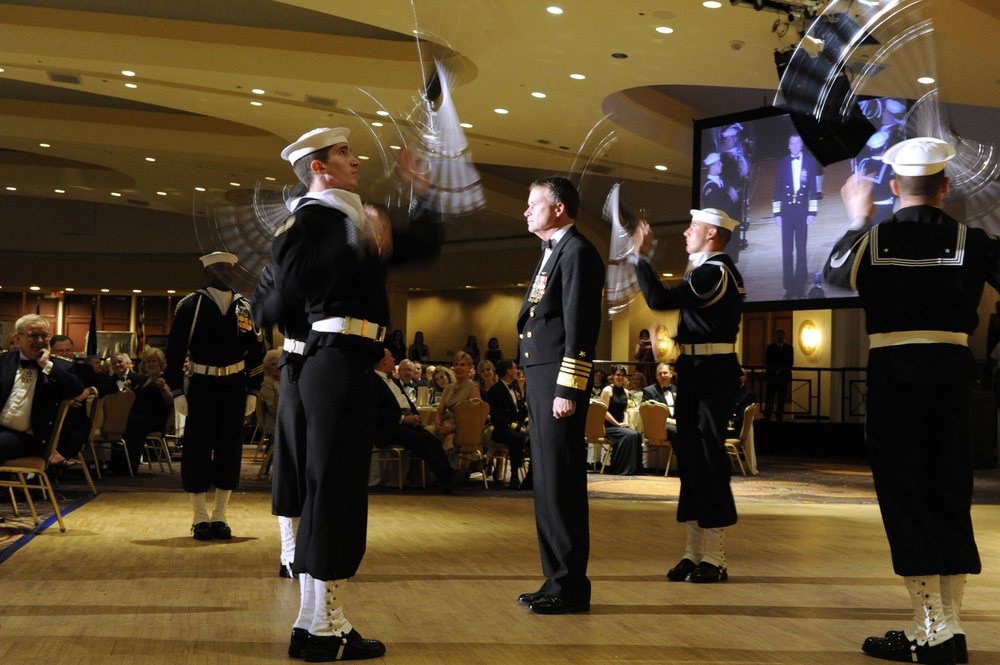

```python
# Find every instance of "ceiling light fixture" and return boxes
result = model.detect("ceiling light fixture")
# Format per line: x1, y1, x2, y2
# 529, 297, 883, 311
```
167, 290, 176, 294
125, 83, 137, 89
157, 191, 167, 196
460, 122, 473, 128
65, 287, 75, 292
389, 145, 401, 150
39, 143, 50, 148
122, 70, 136, 77
132, 289, 142, 294
656, 26, 674, 34
111, 192, 121, 197
611, 52, 628, 59
655, 165, 668, 171
546, 6, 563, 14
703, 1, 722, 7
250, 101, 262, 106
251, 88, 265, 95
494, 108, 509, 114
917, 76, 935, 84
371, 122, 383, 127
5, 186, 16, 191
531, 92, 546, 98
376, 110, 390, 117
195, 187, 206, 192
145, 157, 155, 162
100, 288, 110, 293
54, 189, 65, 193
230, 182, 240, 187
29, 286, 40, 291
358, 155, 369, 160
570, 73, 586, 80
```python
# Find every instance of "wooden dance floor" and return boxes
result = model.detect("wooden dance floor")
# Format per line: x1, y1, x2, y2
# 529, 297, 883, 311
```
2, 469, 999, 664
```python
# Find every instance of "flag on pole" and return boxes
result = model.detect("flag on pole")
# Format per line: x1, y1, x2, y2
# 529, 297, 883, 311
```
136, 297, 146, 355
86, 298, 98, 356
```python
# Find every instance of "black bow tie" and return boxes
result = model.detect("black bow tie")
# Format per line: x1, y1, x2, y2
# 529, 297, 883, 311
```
793, 155, 801, 160
541, 239, 553, 251
19, 359, 39, 369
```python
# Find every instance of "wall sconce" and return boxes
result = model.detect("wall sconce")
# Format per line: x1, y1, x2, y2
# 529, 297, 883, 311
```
798, 320, 820, 356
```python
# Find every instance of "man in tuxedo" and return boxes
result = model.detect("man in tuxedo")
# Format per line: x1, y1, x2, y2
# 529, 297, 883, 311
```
641, 362, 677, 441
0, 314, 86, 464
372, 347, 457, 493
772, 133, 821, 299
397, 359, 425, 401
516, 176, 604, 615
100, 352, 145, 394
48, 335, 113, 466
763, 329, 793, 421
485, 359, 529, 490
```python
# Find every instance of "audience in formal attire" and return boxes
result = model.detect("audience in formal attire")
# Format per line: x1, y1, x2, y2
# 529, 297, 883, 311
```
373, 347, 459, 493
476, 359, 497, 394
629, 371, 646, 392
463, 335, 481, 366
117, 347, 174, 475
485, 359, 529, 489
599, 364, 645, 475
386, 329, 407, 365
484, 337, 503, 363
429, 366, 453, 406
407, 331, 430, 362
641, 362, 678, 441
430, 352, 479, 456
634, 329, 657, 387
100, 352, 144, 395
48, 335, 102, 466
590, 368, 607, 400
259, 349, 282, 438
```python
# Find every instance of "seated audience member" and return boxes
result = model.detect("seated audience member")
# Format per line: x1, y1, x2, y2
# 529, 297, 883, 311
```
387, 329, 407, 365
396, 359, 420, 402
429, 366, 453, 406
599, 364, 644, 475
259, 349, 281, 438
629, 370, 647, 392
728, 367, 757, 437
485, 359, 529, 489
430, 353, 479, 453
407, 331, 430, 362
484, 337, 503, 363
590, 368, 607, 400
115, 347, 173, 475
49, 335, 108, 465
409, 361, 429, 388
642, 362, 677, 441
463, 335, 481, 365
3, 332, 16, 351
0, 314, 86, 464
477, 359, 497, 394
100, 352, 144, 394
373, 348, 459, 493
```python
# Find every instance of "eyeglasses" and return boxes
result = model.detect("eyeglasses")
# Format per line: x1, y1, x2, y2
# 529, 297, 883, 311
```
23, 332, 51, 341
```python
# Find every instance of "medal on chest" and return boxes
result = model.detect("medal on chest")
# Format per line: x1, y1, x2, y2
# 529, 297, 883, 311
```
528, 272, 548, 304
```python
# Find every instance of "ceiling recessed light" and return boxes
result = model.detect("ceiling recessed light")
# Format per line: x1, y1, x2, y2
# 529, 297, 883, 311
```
917, 76, 935, 84
100, 288, 110, 293
54, 189, 65, 193
195, 187, 206, 192
156, 191, 167, 196
703, 1, 722, 7
358, 155, 370, 160
65, 287, 74, 292
251, 88, 265, 95
655, 165, 668, 171
531, 92, 546, 99
546, 6, 563, 14
122, 70, 136, 77
39, 143, 50, 148
229, 182, 240, 187
570, 73, 586, 80
6, 186, 16, 191
656, 26, 674, 34
125, 83, 137, 89
250, 101, 263, 106
132, 289, 142, 293
265, 176, 275, 181
145, 157, 155, 162
460, 122, 473, 128
0, 68, 5, 73
389, 145, 401, 150
29, 286, 40, 291
376, 110, 390, 117
611, 52, 628, 59
371, 122, 383, 127
111, 192, 122, 197
167, 289, 176, 294
662, 273, 674, 278
494, 108, 509, 114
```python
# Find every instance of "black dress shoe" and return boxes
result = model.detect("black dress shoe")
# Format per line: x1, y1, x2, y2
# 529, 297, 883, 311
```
303, 629, 386, 662
517, 590, 546, 606
666, 557, 698, 582
210, 521, 232, 540
192, 522, 212, 541
527, 593, 590, 615
280, 560, 295, 579
685, 561, 728, 583
289, 627, 309, 658
863, 630, 964, 664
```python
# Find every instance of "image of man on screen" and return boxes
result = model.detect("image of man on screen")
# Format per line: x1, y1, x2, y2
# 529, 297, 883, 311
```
772, 134, 820, 300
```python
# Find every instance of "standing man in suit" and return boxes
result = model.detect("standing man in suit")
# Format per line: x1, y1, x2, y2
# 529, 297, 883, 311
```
763, 329, 793, 421
165, 251, 266, 542
641, 362, 677, 441
0, 314, 86, 464
628, 208, 746, 584
825, 139, 994, 665
485, 359, 529, 490
372, 347, 458, 493
516, 176, 604, 615
773, 134, 820, 299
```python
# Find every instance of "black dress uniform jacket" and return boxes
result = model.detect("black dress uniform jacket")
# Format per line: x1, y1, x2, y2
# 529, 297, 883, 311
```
824, 205, 1000, 576
634, 252, 745, 528
516, 224, 604, 604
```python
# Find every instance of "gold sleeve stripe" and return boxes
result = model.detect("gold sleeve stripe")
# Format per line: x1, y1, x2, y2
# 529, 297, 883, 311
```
247, 365, 264, 377
557, 357, 593, 391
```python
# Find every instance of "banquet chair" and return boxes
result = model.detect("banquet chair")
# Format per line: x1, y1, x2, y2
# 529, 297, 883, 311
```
584, 400, 611, 473
142, 409, 175, 474
638, 401, 673, 476
86, 390, 136, 479
725, 403, 756, 476
371, 445, 426, 489
453, 398, 491, 488
0, 399, 73, 532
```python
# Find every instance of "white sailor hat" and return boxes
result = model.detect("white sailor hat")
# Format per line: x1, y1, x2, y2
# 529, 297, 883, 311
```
281, 127, 351, 164
703, 152, 721, 166
866, 130, 889, 151
690, 207, 740, 232
722, 124, 742, 138
199, 251, 238, 267
883, 137, 956, 176
884, 98, 906, 115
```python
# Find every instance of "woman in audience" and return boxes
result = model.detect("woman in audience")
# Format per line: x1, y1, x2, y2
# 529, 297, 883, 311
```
430, 366, 454, 406
463, 335, 481, 365
407, 331, 430, 362
387, 329, 407, 365
259, 349, 281, 438
430, 352, 480, 454
634, 328, 657, 387
484, 337, 503, 362
477, 359, 497, 394
599, 364, 645, 475
120, 347, 174, 474
591, 368, 607, 399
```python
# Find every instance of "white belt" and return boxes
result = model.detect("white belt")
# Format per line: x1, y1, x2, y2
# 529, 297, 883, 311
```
283, 338, 306, 355
189, 360, 245, 377
869, 330, 968, 349
679, 343, 736, 356
312, 316, 386, 342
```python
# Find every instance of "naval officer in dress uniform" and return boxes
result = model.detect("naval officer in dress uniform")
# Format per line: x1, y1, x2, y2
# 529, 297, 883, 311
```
270, 127, 442, 661
165, 251, 266, 541
515, 176, 604, 615
628, 208, 746, 584
824, 138, 997, 665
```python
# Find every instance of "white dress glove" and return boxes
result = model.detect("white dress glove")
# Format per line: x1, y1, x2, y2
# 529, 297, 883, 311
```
245, 395, 257, 418
173, 395, 189, 417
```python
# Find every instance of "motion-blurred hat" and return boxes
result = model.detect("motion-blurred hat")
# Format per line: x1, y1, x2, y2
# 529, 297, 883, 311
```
199, 251, 238, 267
883, 137, 956, 176
281, 127, 351, 164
